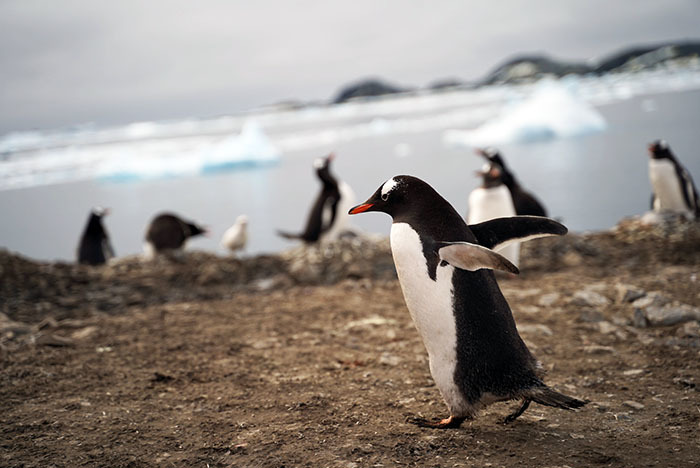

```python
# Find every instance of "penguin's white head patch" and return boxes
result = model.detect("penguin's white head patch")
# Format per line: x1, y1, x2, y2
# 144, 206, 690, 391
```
658, 139, 668, 150
381, 177, 400, 200
313, 158, 325, 169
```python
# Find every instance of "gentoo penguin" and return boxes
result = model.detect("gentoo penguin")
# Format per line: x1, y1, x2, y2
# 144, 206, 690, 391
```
77, 207, 115, 265
468, 163, 520, 267
278, 153, 356, 243
648, 140, 699, 219
349, 176, 585, 428
476, 148, 547, 217
144, 212, 207, 257
221, 215, 248, 254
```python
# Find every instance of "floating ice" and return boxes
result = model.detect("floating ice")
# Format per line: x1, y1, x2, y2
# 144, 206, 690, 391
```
443, 80, 608, 147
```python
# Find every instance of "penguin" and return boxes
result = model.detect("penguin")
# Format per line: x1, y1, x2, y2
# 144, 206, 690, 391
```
77, 207, 115, 265
221, 215, 248, 255
144, 212, 207, 257
648, 140, 699, 219
349, 175, 585, 428
278, 153, 356, 243
468, 163, 520, 267
476, 148, 548, 217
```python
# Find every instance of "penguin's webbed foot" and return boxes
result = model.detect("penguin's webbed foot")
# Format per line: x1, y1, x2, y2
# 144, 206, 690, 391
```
408, 415, 466, 429
503, 399, 531, 424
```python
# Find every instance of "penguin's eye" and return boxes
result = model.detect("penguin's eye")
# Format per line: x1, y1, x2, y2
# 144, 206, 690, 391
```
381, 193, 389, 201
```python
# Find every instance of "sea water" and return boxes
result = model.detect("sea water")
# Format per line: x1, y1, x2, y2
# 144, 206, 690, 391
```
1, 71, 699, 262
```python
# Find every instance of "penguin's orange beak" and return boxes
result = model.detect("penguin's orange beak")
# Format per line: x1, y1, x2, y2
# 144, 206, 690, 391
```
349, 203, 373, 215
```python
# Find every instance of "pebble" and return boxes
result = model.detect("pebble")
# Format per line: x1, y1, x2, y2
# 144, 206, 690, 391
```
538, 293, 560, 307
583, 345, 616, 354
622, 400, 645, 410
635, 303, 700, 328
572, 290, 611, 308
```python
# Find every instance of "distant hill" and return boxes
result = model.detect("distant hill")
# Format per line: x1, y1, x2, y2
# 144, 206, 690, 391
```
329, 40, 700, 103
594, 41, 700, 73
332, 79, 407, 104
480, 55, 592, 85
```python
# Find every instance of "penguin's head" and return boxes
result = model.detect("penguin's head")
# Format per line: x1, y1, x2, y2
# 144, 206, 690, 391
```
348, 175, 435, 219
236, 214, 249, 225
185, 221, 208, 238
648, 140, 673, 160
91, 206, 109, 218
476, 163, 504, 188
475, 147, 505, 168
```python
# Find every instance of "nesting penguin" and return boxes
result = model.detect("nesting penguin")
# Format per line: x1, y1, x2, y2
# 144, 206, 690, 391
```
476, 148, 547, 217
648, 140, 699, 219
221, 215, 248, 255
77, 207, 115, 265
468, 163, 520, 267
278, 153, 356, 243
349, 175, 585, 428
144, 212, 207, 257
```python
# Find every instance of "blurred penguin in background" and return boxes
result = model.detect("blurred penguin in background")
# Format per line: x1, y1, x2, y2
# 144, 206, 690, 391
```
476, 147, 548, 217
648, 140, 699, 219
77, 207, 115, 265
278, 153, 356, 243
221, 215, 248, 255
144, 212, 207, 258
468, 163, 520, 267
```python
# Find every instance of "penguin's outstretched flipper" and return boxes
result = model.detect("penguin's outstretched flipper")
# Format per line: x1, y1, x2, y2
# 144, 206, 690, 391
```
437, 241, 519, 274
469, 216, 567, 251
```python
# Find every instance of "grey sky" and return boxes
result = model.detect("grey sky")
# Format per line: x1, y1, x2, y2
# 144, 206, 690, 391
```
1, 0, 699, 133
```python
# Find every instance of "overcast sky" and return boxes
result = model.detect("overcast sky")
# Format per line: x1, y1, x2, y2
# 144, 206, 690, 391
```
1, 0, 699, 134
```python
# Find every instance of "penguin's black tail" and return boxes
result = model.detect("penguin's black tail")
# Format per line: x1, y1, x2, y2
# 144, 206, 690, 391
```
277, 230, 302, 240
528, 386, 587, 410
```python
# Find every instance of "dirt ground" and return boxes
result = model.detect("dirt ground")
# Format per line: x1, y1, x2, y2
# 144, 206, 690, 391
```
1, 219, 699, 467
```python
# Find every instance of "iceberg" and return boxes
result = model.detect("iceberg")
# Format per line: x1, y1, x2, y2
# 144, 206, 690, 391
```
443, 80, 607, 147
96, 120, 280, 181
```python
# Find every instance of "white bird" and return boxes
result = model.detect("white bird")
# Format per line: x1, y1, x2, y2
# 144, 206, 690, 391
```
221, 215, 248, 254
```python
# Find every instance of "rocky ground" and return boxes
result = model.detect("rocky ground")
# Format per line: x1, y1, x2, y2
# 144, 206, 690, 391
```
1, 216, 699, 467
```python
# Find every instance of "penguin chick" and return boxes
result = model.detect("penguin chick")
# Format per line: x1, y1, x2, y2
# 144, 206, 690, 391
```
144, 212, 207, 257
77, 207, 115, 265
349, 175, 585, 429
221, 215, 248, 254
648, 140, 699, 219
476, 147, 548, 217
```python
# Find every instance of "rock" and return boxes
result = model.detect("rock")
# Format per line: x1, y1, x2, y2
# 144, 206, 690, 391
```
597, 321, 619, 335
636, 303, 700, 328
517, 324, 553, 336
622, 400, 645, 410
572, 290, 611, 308
538, 293, 561, 307
632, 292, 670, 309
622, 369, 644, 376
677, 321, 700, 338
580, 309, 605, 323
379, 353, 401, 366
583, 345, 616, 355
615, 284, 646, 303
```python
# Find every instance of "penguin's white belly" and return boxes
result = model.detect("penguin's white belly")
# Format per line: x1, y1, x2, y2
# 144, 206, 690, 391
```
467, 186, 519, 266
390, 223, 470, 416
649, 160, 689, 213
322, 181, 357, 241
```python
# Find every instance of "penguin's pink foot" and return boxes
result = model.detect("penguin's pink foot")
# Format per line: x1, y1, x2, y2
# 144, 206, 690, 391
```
408, 415, 466, 429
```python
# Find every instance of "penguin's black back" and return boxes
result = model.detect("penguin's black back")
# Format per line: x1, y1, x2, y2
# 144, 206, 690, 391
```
297, 163, 341, 242
486, 153, 547, 217
77, 213, 112, 265
393, 176, 541, 401
146, 213, 203, 251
